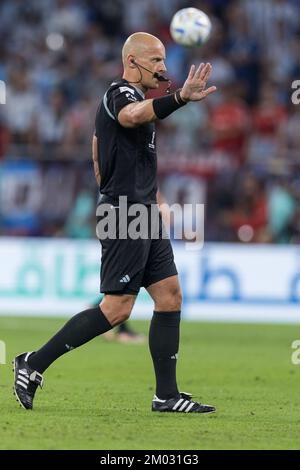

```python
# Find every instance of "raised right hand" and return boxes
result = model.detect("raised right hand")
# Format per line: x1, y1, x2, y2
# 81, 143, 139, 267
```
180, 63, 217, 102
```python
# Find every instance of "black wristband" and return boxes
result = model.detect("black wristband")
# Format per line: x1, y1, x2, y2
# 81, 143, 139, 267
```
152, 91, 187, 120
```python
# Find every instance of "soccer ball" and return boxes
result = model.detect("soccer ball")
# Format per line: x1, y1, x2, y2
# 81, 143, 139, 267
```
170, 7, 212, 47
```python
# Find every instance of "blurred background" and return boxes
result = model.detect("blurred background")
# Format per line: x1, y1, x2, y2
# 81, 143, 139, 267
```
1, 0, 300, 243
0, 0, 300, 320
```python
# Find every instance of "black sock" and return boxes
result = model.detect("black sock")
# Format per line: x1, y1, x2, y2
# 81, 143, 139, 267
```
28, 307, 112, 374
149, 310, 180, 400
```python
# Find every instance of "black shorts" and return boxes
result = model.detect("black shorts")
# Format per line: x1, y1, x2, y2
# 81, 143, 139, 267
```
97, 200, 177, 295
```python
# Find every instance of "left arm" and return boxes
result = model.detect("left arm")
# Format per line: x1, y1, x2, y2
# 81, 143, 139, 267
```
92, 135, 101, 187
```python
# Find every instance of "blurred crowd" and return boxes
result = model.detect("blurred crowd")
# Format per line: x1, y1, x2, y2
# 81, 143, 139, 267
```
0, 0, 300, 243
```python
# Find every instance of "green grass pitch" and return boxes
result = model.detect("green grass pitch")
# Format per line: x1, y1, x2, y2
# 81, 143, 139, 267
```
0, 316, 300, 450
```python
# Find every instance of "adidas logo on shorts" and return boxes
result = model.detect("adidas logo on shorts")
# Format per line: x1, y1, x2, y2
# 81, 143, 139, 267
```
120, 275, 130, 283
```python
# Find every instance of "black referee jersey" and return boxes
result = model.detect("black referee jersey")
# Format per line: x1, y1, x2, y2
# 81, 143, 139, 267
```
95, 79, 157, 205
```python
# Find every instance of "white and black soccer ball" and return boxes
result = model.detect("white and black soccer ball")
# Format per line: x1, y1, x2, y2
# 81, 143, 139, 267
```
170, 7, 212, 47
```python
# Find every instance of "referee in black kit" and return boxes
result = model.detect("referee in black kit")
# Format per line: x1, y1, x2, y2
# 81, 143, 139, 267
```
13, 32, 217, 413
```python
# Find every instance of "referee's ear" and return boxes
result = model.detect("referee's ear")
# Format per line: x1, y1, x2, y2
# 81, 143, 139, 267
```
128, 56, 136, 69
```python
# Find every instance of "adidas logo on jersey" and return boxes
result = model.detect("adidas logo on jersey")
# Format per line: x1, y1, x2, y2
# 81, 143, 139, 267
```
120, 275, 130, 283
126, 93, 137, 102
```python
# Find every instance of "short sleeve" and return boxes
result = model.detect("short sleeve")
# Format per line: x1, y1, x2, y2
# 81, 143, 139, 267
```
109, 85, 140, 119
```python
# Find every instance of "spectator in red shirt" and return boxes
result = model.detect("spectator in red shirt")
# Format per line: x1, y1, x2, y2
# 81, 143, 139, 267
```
210, 84, 250, 165
230, 173, 270, 242
252, 82, 287, 137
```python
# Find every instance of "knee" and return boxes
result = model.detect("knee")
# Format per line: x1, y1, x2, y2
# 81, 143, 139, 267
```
115, 309, 131, 325
100, 297, 133, 327
155, 286, 182, 312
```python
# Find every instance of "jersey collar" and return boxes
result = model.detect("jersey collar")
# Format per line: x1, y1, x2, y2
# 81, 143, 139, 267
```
131, 84, 145, 99
122, 79, 145, 99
